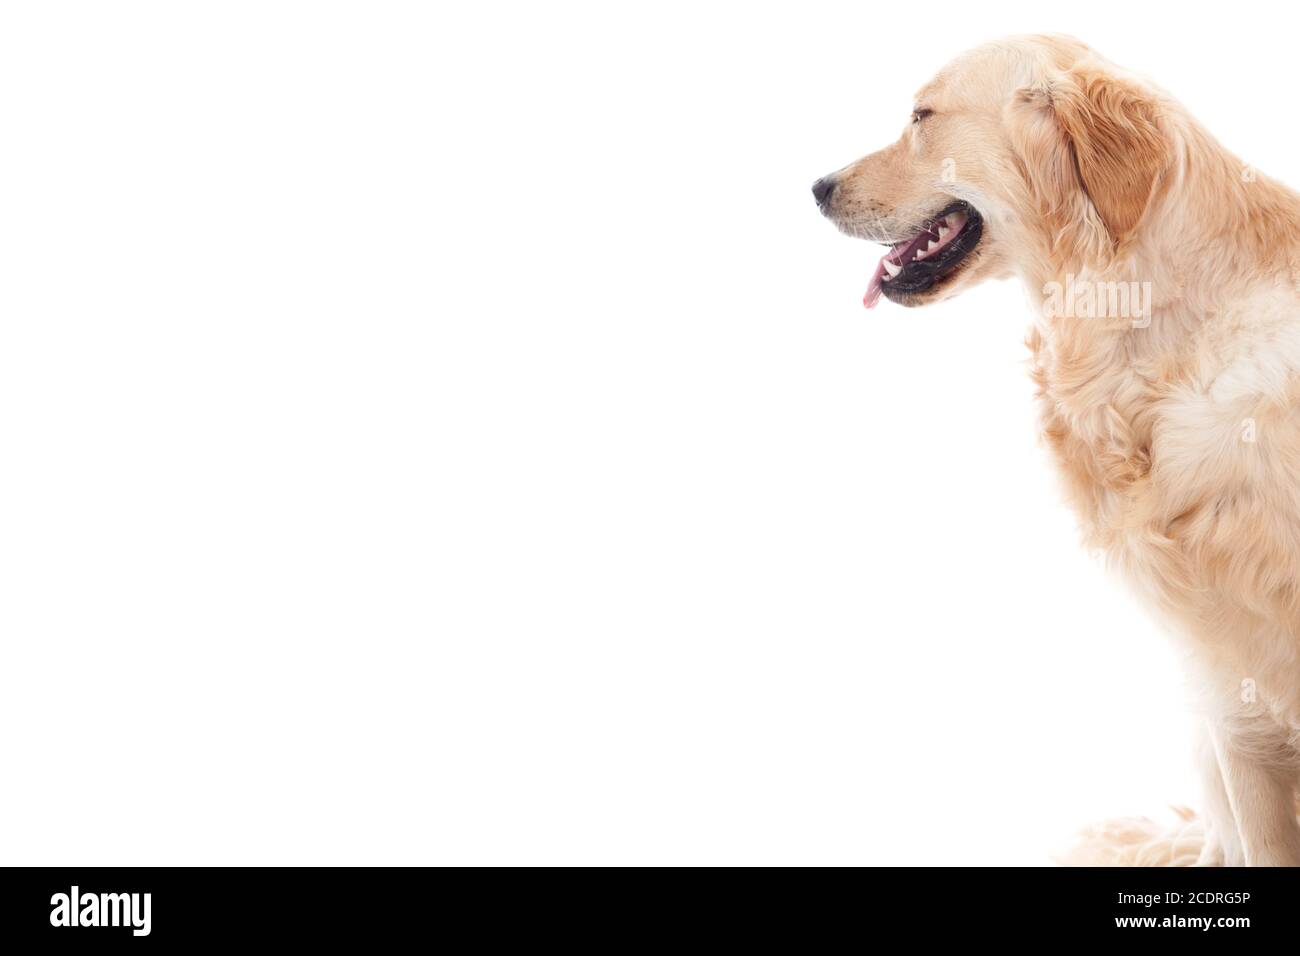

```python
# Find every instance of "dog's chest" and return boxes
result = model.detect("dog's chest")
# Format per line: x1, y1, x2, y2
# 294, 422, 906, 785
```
1026, 332, 1156, 548
1029, 308, 1300, 669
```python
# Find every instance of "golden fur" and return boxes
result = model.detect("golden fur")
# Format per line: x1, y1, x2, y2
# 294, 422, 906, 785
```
818, 35, 1300, 865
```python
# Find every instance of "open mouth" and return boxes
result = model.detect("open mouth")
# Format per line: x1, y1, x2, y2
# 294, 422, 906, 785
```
863, 201, 983, 309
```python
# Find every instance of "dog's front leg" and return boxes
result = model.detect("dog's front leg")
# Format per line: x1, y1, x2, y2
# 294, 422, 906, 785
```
1211, 724, 1300, 867
1194, 720, 1244, 866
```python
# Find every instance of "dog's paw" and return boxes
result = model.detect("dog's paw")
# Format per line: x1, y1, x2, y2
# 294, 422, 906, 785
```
1195, 831, 1245, 867
1193, 841, 1224, 866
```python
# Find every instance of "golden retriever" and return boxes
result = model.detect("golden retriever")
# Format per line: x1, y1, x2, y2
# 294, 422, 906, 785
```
814, 34, 1300, 866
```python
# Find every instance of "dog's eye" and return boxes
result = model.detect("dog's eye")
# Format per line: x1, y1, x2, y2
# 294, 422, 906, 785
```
911, 108, 933, 124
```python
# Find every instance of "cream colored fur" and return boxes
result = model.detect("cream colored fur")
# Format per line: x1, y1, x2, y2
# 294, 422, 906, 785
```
818, 35, 1300, 866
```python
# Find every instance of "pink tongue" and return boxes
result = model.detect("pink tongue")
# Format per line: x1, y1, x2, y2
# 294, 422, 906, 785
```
863, 259, 887, 309
863, 242, 910, 310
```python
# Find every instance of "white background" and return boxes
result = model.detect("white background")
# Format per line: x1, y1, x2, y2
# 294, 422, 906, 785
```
1, 2, 1287, 865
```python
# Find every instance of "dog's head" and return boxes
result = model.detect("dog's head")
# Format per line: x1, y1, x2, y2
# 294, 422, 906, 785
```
814, 35, 1171, 308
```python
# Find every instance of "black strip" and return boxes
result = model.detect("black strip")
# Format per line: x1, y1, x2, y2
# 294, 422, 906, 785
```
1, 865, 1292, 944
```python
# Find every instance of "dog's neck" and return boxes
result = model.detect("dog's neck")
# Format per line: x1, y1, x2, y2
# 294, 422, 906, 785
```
1020, 122, 1300, 503
1026, 121, 1300, 377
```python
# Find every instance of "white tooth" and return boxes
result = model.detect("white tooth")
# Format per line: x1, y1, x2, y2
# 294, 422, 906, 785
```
927, 239, 938, 251
883, 259, 902, 278
939, 225, 952, 241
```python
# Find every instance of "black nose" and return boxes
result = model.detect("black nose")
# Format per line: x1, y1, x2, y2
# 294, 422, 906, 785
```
811, 177, 836, 206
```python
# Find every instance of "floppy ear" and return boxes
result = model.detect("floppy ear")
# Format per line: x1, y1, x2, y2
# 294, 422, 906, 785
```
1008, 67, 1168, 255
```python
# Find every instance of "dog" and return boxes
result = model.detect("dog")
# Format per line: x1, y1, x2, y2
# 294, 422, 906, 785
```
814, 34, 1300, 866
